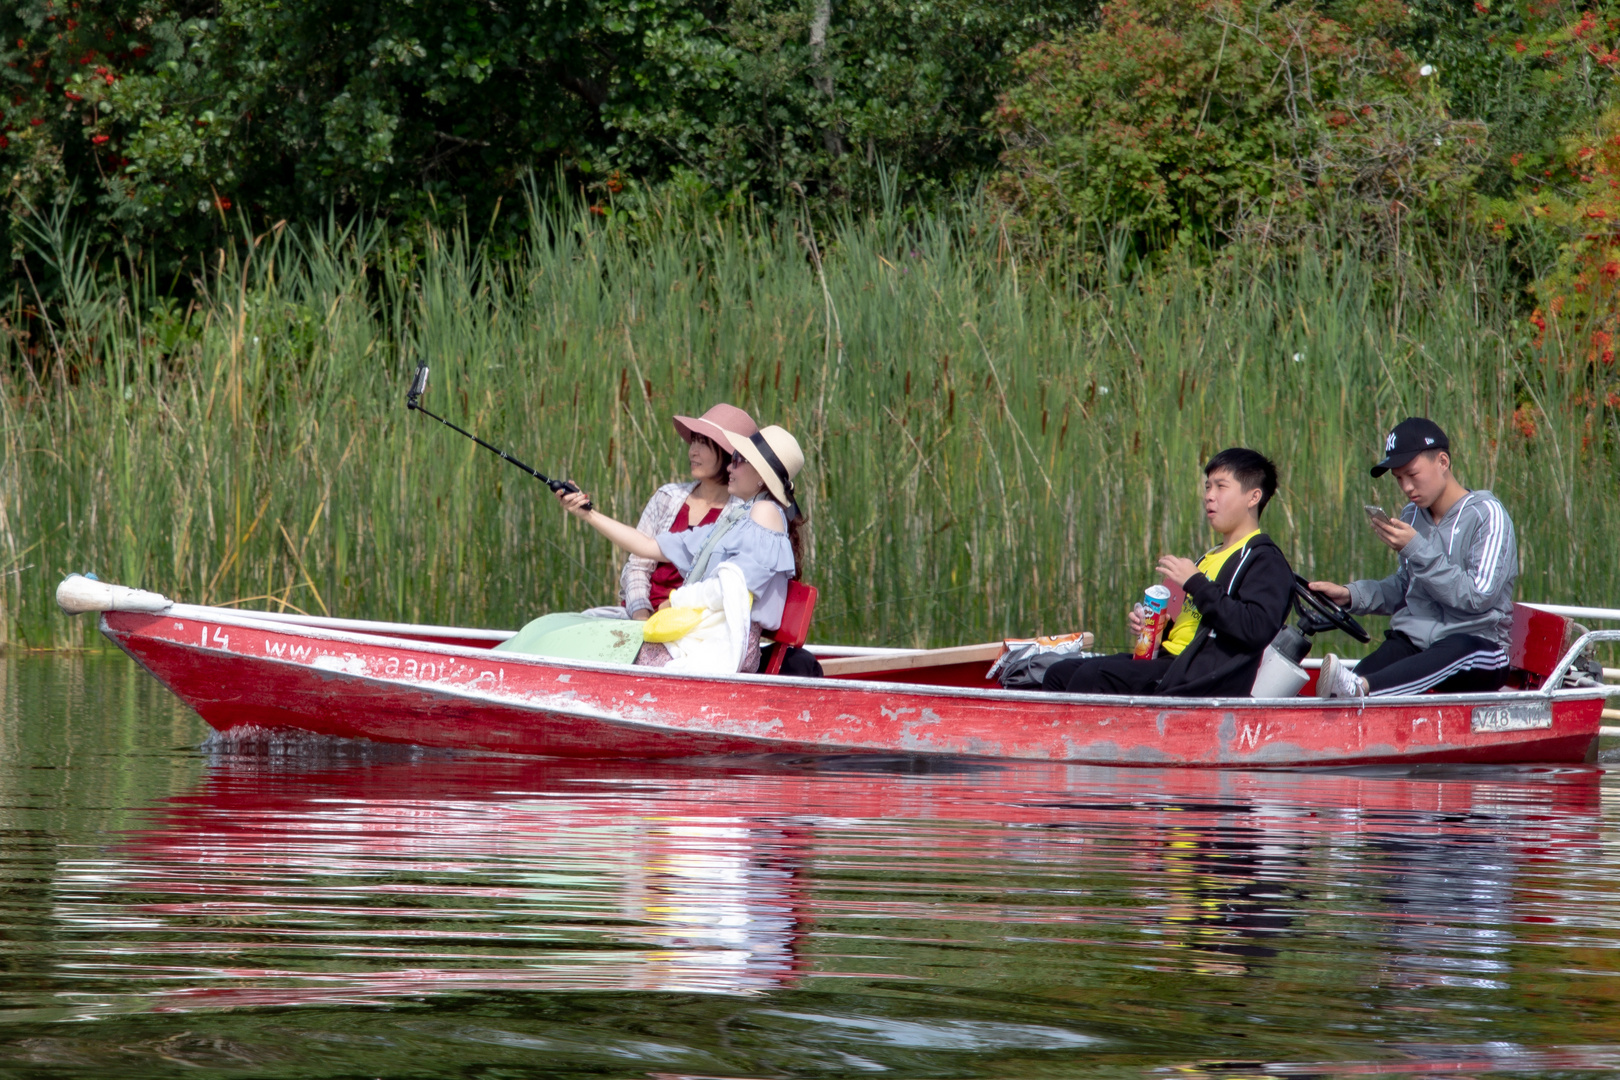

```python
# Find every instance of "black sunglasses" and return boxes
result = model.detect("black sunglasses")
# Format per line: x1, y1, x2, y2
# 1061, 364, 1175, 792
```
730, 451, 746, 466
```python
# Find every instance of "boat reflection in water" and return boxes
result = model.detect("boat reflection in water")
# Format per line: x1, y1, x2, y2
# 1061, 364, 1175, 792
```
48, 736, 1605, 1024
55, 749, 819, 1011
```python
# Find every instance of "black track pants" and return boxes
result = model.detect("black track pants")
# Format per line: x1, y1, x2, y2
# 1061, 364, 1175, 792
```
1355, 630, 1509, 696
1042, 652, 1176, 695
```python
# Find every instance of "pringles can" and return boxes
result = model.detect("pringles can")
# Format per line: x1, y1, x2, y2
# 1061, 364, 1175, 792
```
1131, 584, 1172, 660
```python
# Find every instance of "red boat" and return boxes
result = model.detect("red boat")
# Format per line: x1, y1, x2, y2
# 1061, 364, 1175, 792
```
60, 575, 1618, 768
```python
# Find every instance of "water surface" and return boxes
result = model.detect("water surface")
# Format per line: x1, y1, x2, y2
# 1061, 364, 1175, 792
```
3, 652, 1620, 1078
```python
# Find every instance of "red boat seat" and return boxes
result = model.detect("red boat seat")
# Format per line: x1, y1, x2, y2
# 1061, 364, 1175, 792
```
763, 581, 818, 675
1507, 603, 1576, 689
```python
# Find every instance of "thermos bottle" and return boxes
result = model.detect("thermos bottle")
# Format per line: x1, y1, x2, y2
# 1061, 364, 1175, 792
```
1250, 624, 1313, 698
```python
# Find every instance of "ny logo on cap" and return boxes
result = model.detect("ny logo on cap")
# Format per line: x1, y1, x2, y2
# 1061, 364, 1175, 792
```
1386, 432, 1398, 451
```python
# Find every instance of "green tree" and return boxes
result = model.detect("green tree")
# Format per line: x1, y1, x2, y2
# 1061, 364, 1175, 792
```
0, 0, 1086, 281
988, 0, 1484, 258
1402, 0, 1620, 197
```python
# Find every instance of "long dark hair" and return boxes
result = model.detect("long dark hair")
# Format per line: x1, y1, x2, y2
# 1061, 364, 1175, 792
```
787, 511, 806, 573
758, 494, 807, 572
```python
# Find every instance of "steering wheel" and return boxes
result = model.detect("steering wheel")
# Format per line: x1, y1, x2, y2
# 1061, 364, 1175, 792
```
1291, 575, 1370, 643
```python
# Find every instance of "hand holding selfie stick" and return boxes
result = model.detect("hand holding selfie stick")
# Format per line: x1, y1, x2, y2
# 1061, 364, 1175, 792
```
405, 364, 592, 510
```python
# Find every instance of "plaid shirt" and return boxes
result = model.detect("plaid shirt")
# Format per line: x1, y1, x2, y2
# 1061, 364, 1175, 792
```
619, 482, 742, 614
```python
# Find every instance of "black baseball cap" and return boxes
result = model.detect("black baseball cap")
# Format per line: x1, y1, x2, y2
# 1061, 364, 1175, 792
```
1371, 417, 1449, 477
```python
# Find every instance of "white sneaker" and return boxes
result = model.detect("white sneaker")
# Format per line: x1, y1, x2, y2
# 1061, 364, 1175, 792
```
1316, 653, 1369, 698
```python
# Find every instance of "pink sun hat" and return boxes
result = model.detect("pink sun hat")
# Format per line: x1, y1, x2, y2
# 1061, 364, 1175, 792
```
672, 403, 757, 447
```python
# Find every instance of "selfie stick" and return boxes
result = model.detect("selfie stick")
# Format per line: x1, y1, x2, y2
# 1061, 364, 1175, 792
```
405, 364, 592, 510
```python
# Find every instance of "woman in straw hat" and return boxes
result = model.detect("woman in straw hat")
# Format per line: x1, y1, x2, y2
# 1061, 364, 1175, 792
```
584, 403, 755, 621
558, 424, 806, 672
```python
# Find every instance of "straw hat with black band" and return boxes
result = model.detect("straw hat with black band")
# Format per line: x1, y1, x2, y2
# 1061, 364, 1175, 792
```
721, 425, 804, 523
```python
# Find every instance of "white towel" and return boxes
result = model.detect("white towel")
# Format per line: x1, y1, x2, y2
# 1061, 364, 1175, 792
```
662, 562, 754, 674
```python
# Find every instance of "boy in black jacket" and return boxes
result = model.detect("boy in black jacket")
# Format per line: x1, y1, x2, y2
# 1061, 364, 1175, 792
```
1043, 448, 1294, 697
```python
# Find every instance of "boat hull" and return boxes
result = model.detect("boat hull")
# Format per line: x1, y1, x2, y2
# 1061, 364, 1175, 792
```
101, 608, 1605, 767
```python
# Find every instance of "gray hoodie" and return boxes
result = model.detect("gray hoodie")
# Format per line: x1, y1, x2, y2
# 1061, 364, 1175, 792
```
1347, 490, 1517, 649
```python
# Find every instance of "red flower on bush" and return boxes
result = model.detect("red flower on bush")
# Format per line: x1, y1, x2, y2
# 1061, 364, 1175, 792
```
91, 133, 107, 144
1515, 39, 1527, 52
0, 135, 8, 150
1531, 308, 1547, 331
217, 196, 231, 211
29, 117, 41, 126
1603, 261, 1620, 280
64, 90, 81, 101
1512, 406, 1538, 438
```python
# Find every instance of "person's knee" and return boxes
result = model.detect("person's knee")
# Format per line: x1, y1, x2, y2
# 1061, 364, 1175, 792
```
1043, 654, 1165, 695
1041, 657, 1084, 692
1060, 659, 1113, 694
1061, 668, 1094, 694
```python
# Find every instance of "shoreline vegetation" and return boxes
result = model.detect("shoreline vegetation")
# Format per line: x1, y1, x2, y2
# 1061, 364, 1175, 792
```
3, 193, 1617, 653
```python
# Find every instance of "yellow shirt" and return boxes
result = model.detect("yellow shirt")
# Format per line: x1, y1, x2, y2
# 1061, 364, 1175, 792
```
1161, 530, 1261, 656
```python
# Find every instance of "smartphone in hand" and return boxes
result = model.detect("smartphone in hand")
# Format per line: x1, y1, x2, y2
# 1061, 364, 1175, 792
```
1363, 504, 1391, 525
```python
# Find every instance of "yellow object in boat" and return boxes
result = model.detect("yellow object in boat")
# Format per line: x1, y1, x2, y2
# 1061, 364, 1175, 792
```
642, 605, 706, 642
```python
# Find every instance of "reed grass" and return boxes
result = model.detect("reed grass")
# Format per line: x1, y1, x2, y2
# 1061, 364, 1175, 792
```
3, 193, 1617, 657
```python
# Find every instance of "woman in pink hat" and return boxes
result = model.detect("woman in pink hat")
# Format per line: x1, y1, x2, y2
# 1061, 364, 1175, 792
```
559, 423, 805, 672
584, 404, 756, 621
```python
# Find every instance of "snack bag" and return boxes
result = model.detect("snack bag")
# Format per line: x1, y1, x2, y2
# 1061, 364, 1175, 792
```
987, 631, 1096, 690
